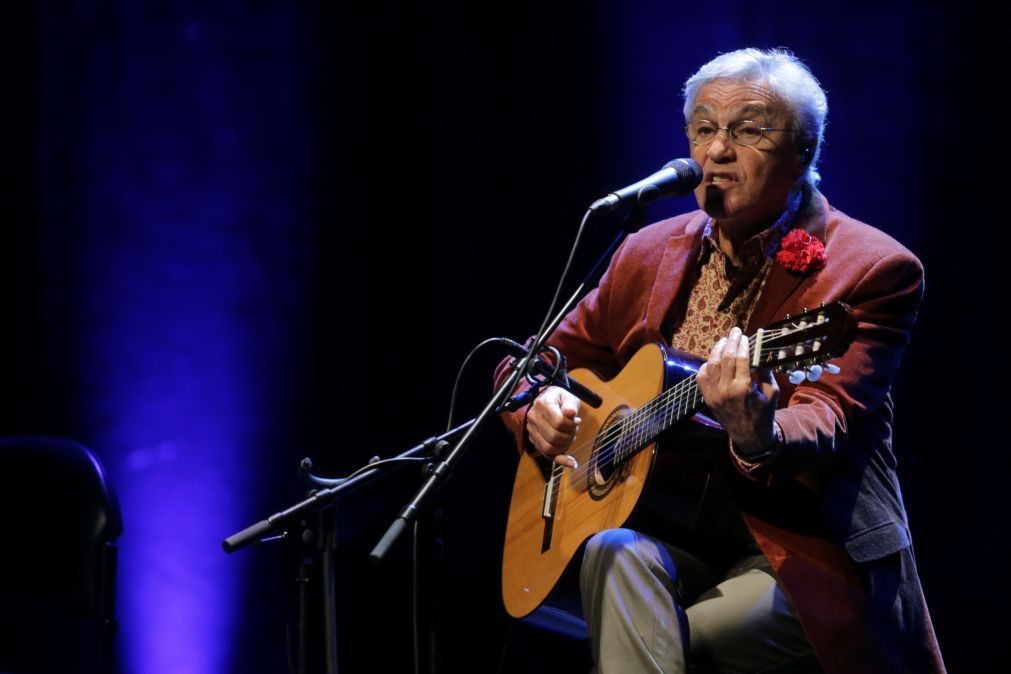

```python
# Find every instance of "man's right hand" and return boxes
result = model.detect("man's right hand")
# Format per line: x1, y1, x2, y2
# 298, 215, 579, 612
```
526, 386, 581, 468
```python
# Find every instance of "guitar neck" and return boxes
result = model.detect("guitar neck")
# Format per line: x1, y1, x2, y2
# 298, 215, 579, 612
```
611, 330, 765, 464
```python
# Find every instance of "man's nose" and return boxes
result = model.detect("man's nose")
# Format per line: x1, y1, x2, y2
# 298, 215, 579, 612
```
707, 132, 735, 161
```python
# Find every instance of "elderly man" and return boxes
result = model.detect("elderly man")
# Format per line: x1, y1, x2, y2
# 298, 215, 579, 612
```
498, 48, 945, 673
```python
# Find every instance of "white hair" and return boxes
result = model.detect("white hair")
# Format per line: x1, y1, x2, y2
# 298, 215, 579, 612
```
683, 48, 828, 185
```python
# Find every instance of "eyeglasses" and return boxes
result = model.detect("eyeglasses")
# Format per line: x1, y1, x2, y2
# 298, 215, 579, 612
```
684, 120, 794, 147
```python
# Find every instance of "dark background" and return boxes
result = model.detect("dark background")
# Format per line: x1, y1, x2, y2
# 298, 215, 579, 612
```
2, 1, 1001, 672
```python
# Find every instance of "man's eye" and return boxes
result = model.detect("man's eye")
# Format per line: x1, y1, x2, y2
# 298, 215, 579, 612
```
734, 123, 762, 140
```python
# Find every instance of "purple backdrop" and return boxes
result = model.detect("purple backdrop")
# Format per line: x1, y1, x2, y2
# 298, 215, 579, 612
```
3, 1, 1000, 672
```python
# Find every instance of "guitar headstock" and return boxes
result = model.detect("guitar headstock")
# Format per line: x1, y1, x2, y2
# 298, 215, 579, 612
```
751, 302, 856, 375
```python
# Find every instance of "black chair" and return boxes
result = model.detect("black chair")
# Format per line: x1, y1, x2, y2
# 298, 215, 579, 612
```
0, 436, 122, 674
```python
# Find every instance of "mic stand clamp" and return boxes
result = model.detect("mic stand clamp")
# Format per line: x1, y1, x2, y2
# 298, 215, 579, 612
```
496, 343, 602, 413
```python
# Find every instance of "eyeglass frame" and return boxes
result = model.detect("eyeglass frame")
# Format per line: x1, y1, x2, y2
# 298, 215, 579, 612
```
684, 119, 797, 147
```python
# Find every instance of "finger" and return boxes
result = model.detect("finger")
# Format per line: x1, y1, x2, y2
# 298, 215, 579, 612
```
530, 417, 575, 449
695, 363, 711, 403
530, 390, 567, 430
735, 328, 751, 379
554, 454, 579, 469
528, 426, 551, 455
755, 366, 780, 403
550, 409, 579, 433
529, 426, 573, 456
708, 336, 728, 368
532, 407, 579, 446
558, 390, 582, 423
719, 328, 741, 386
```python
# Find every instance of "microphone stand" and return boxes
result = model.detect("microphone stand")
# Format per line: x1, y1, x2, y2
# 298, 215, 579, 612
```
222, 422, 474, 674
369, 204, 648, 565
223, 202, 648, 674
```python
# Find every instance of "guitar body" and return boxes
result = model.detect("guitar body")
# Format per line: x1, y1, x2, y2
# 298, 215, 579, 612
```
502, 343, 683, 618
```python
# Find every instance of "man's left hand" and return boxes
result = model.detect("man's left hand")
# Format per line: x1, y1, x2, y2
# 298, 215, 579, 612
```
696, 326, 779, 455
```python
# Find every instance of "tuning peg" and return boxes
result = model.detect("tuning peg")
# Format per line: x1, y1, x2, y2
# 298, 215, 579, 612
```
825, 364, 841, 375
806, 364, 823, 382
788, 370, 806, 385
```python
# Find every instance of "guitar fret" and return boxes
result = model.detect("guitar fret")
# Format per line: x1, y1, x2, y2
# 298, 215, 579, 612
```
615, 422, 623, 463
635, 411, 642, 457
642, 405, 649, 448
631, 411, 640, 457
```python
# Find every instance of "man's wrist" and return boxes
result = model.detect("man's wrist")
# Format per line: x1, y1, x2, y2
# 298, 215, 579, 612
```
731, 421, 783, 464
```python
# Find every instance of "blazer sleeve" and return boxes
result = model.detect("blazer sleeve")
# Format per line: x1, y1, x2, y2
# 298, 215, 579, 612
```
736, 248, 925, 480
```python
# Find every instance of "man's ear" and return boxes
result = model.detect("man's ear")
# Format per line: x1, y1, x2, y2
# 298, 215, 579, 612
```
799, 144, 813, 165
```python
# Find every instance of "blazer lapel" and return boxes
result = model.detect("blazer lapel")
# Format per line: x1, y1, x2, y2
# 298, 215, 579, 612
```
645, 212, 709, 336
747, 192, 829, 332
747, 265, 808, 332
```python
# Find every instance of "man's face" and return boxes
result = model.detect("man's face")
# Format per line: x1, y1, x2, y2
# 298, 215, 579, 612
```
688, 79, 805, 232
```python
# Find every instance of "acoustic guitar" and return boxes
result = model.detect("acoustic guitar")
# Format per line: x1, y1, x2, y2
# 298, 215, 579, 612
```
501, 302, 856, 618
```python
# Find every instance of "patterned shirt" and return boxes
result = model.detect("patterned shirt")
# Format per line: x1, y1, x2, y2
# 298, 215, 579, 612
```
672, 191, 802, 357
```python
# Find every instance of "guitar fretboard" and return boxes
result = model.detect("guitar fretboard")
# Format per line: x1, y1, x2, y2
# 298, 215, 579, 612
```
610, 373, 704, 465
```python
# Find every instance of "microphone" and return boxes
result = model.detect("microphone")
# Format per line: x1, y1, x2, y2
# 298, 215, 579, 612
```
589, 158, 703, 213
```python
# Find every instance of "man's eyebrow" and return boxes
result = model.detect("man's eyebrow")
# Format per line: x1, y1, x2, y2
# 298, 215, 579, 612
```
690, 102, 773, 120
737, 103, 771, 118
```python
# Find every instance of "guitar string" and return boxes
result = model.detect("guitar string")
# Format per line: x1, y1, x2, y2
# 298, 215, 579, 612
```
553, 367, 689, 479
551, 331, 767, 485
536, 327, 804, 488
530, 376, 702, 542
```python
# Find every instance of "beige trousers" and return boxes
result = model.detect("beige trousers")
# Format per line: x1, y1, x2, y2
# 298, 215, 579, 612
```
579, 528, 813, 673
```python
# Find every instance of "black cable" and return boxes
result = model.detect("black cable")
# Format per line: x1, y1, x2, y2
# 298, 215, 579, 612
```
531, 209, 594, 345
445, 337, 513, 431
341, 456, 429, 483
515, 208, 595, 390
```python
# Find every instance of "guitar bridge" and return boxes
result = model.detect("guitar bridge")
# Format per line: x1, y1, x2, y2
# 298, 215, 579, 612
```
541, 464, 562, 552
542, 464, 560, 519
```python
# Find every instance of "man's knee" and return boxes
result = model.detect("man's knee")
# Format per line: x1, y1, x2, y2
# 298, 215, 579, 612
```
583, 528, 650, 577
584, 528, 638, 562
582, 529, 678, 588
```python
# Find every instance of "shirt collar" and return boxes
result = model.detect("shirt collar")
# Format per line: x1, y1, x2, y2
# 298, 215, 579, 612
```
699, 189, 805, 266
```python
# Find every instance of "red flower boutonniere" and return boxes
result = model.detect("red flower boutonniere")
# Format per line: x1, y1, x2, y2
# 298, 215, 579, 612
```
776, 229, 827, 274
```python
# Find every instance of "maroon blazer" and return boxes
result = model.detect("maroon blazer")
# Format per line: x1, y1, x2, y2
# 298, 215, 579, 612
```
497, 190, 945, 673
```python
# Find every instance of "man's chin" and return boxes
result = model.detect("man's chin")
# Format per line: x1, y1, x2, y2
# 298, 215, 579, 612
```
699, 187, 728, 219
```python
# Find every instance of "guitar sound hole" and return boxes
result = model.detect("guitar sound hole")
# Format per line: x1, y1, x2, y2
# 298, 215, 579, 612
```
588, 405, 633, 500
